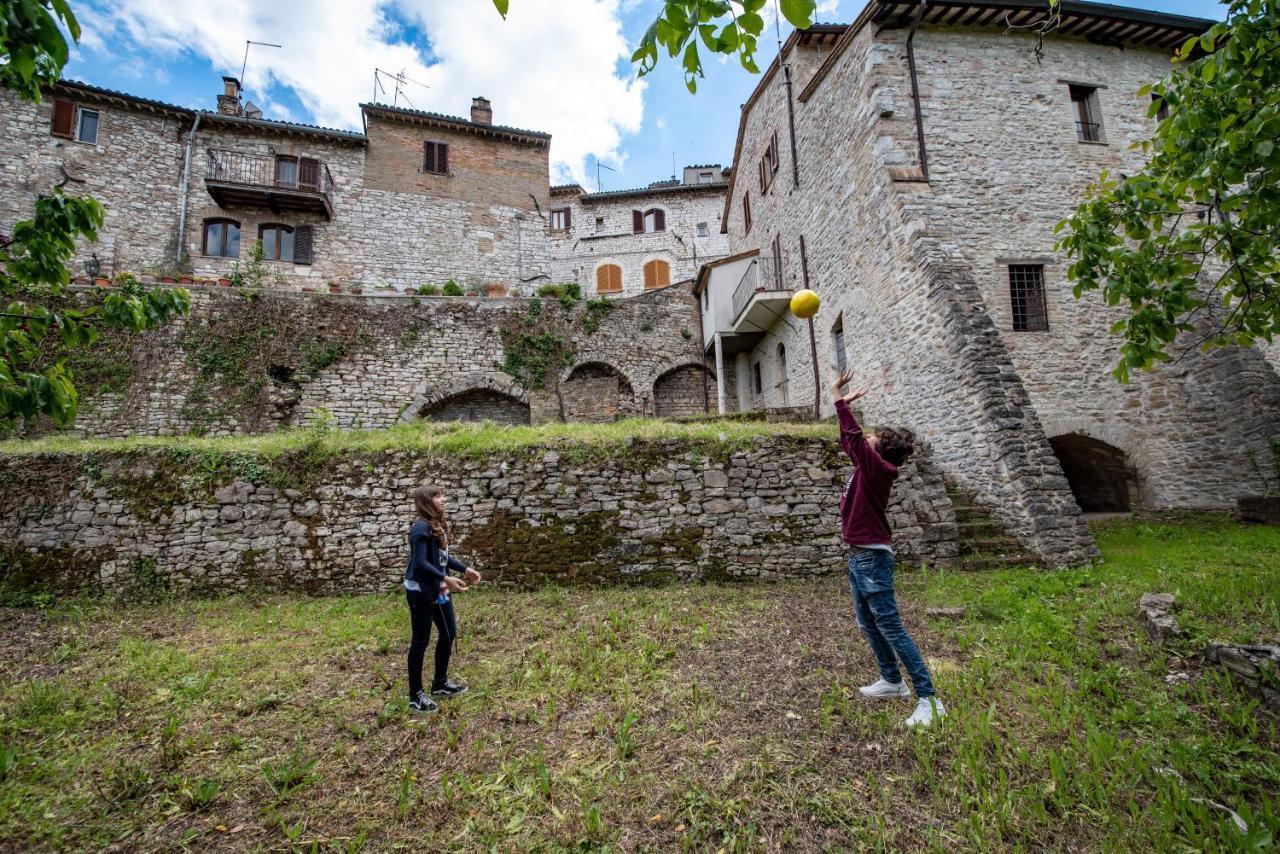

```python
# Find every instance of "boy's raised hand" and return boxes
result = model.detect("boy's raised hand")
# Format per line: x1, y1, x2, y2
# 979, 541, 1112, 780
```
844, 386, 870, 404
831, 368, 855, 394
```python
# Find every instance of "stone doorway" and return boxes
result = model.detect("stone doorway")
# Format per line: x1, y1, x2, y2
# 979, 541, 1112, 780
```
1048, 433, 1134, 513
419, 389, 530, 424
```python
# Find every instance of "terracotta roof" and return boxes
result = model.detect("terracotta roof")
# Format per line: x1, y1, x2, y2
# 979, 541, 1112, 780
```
360, 102, 551, 145
53, 79, 193, 117
198, 110, 366, 143
575, 182, 730, 203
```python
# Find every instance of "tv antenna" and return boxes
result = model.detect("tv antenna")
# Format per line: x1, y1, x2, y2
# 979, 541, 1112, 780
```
373, 68, 430, 108
240, 40, 283, 87
595, 159, 615, 192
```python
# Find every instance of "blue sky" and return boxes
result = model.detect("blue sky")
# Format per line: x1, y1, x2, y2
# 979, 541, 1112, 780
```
62, 0, 1227, 192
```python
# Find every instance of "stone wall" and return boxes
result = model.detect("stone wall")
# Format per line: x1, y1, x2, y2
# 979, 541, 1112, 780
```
548, 185, 731, 297
0, 435, 959, 597
20, 283, 709, 438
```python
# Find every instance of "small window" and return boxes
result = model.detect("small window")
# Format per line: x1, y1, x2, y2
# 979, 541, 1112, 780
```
1069, 85, 1103, 142
275, 156, 299, 187
550, 208, 571, 231
753, 362, 763, 396
594, 216, 605, 233
203, 219, 241, 258
75, 108, 99, 144
423, 141, 449, 175
596, 264, 622, 294
643, 259, 671, 290
832, 314, 847, 374
743, 193, 752, 235
698, 171, 713, 184
259, 224, 295, 262
1009, 265, 1049, 331
771, 233, 783, 289
696, 222, 709, 237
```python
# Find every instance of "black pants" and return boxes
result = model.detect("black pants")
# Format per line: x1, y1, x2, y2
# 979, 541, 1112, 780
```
406, 589, 457, 699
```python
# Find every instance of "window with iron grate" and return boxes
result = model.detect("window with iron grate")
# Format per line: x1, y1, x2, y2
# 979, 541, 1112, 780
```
1009, 264, 1049, 332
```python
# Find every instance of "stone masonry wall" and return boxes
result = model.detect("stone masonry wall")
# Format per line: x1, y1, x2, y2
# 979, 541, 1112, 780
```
27, 284, 708, 439
0, 435, 959, 597
548, 186, 731, 297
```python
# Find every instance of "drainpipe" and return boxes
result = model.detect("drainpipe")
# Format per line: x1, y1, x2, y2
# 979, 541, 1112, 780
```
905, 0, 930, 181
175, 113, 203, 264
695, 281, 710, 413
782, 62, 801, 189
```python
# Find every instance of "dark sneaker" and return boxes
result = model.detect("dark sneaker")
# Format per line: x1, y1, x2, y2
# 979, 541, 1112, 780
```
409, 691, 439, 713
431, 680, 468, 698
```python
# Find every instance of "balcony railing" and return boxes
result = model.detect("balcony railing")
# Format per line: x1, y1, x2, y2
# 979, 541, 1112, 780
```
730, 255, 782, 323
204, 149, 335, 218
1075, 121, 1102, 143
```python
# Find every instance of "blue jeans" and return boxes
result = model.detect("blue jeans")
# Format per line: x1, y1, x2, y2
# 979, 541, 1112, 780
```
848, 549, 935, 698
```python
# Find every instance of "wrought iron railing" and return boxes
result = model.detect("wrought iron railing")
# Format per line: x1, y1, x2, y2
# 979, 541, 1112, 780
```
205, 149, 335, 203
1075, 121, 1102, 143
730, 255, 782, 322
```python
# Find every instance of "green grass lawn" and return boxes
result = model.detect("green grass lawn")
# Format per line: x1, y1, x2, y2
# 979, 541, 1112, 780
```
0, 517, 1277, 851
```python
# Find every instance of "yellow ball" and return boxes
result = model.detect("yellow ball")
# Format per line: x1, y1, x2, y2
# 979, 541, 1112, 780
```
790, 289, 820, 319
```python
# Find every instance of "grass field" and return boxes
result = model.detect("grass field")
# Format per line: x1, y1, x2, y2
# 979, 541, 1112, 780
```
0, 517, 1277, 851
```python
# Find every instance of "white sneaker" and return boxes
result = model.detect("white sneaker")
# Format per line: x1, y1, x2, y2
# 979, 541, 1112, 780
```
905, 696, 946, 728
858, 678, 911, 699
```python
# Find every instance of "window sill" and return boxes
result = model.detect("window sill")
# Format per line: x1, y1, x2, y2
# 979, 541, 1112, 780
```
1076, 140, 1109, 146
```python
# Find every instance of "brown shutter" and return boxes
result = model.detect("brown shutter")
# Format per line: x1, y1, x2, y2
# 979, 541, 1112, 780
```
298, 157, 320, 190
632, 210, 643, 233
653, 209, 665, 232
51, 100, 75, 138
438, 143, 448, 174
293, 224, 314, 265
423, 141, 435, 173
564, 207, 571, 229
596, 266, 609, 293
759, 159, 766, 191
656, 261, 669, 287
643, 261, 654, 289
771, 131, 780, 174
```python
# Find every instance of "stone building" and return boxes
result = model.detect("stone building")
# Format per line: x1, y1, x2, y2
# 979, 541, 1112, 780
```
696, 0, 1280, 555
546, 165, 731, 297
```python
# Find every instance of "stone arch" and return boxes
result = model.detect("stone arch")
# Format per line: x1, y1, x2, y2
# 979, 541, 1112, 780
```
402, 372, 530, 425
561, 361, 637, 422
1039, 417, 1145, 513
652, 360, 715, 419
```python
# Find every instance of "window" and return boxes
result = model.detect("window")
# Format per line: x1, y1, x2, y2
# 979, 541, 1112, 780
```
1069, 85, 1103, 142
696, 222, 709, 237
75, 108, 99, 144
550, 208, 571, 231
832, 314, 847, 374
777, 344, 789, 405
633, 208, 665, 233
275, 156, 299, 188
1009, 265, 1049, 331
743, 193, 752, 235
259, 224, 295, 262
771, 233, 783, 289
759, 132, 780, 193
423, 141, 449, 174
594, 216, 605, 233
698, 171, 714, 184
643, 259, 671, 290
595, 264, 622, 294
753, 361, 763, 396
203, 219, 241, 258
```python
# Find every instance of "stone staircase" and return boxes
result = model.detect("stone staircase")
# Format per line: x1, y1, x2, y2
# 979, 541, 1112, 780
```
946, 486, 1042, 571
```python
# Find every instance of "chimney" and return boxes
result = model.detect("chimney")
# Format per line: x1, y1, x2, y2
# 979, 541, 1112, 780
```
218, 76, 243, 116
470, 96, 492, 125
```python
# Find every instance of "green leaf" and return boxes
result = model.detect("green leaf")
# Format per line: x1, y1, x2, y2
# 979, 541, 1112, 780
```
780, 0, 816, 29
492, 0, 509, 18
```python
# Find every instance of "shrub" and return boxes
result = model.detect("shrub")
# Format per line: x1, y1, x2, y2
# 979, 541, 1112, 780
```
416, 284, 441, 296
441, 281, 465, 297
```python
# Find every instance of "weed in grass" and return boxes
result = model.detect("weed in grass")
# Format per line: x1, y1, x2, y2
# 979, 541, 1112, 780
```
0, 742, 18, 781
105, 759, 154, 802
182, 777, 220, 811
616, 709, 640, 759
376, 636, 393, 656
261, 737, 318, 799
395, 765, 415, 820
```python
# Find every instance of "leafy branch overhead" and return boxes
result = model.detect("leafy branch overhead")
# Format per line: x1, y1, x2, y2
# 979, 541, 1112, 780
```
0, 0, 191, 427
492, 0, 817, 93
1057, 0, 1280, 381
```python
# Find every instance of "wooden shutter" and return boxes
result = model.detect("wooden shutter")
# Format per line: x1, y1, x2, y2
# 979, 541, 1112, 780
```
653, 209, 665, 232
293, 224, 314, 265
298, 157, 320, 190
632, 210, 643, 233
51, 100, 75, 138
770, 131, 780, 174
596, 264, 621, 294
423, 141, 436, 173
655, 260, 669, 287
438, 143, 448, 173
759, 159, 766, 191
564, 207, 571, 229
643, 261, 655, 290
743, 194, 752, 233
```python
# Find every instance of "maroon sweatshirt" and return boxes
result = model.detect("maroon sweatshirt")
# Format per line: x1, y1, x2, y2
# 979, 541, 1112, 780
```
835, 398, 898, 547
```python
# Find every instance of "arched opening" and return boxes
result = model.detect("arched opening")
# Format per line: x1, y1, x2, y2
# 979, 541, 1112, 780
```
776, 343, 789, 406
654, 364, 712, 418
1048, 433, 1133, 512
420, 389, 530, 425
563, 362, 635, 422
643, 259, 671, 290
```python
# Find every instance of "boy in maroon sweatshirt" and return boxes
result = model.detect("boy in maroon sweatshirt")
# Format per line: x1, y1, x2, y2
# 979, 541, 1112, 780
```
833, 369, 945, 728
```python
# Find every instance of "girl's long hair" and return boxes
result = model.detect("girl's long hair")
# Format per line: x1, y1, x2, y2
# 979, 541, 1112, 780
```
413, 483, 449, 547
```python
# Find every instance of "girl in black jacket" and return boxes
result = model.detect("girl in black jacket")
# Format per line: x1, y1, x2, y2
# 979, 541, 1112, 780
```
405, 483, 480, 713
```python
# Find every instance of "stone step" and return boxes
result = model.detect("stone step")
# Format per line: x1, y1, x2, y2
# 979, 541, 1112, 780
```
956, 520, 1005, 538
952, 553, 1042, 571
952, 505, 993, 523
958, 537, 1025, 556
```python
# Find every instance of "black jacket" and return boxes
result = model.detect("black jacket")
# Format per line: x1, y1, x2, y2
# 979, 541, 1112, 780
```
405, 519, 468, 588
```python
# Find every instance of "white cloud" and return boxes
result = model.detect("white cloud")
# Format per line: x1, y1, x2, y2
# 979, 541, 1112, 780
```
655, 116, 667, 130
76, 0, 645, 184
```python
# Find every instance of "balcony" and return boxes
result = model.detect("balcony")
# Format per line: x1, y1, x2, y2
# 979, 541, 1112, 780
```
204, 149, 335, 219
726, 255, 792, 341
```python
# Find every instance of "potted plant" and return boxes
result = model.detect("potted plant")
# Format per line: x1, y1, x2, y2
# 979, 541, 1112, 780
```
441, 281, 465, 297
94, 276, 110, 287
348, 284, 364, 295
301, 286, 316, 293
1238, 440, 1280, 525
217, 277, 232, 287
485, 282, 508, 298
416, 284, 441, 296
179, 275, 195, 284
327, 282, 342, 294
160, 275, 178, 284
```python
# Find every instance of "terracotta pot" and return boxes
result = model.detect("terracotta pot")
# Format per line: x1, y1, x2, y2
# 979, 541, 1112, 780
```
328, 285, 342, 293
94, 277, 110, 287
301, 286, 316, 293
348, 287, 364, 295
485, 283, 508, 298
161, 276, 177, 284
217, 277, 232, 286
179, 276, 195, 284
140, 274, 157, 284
